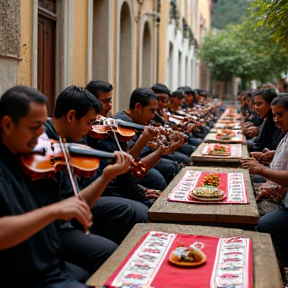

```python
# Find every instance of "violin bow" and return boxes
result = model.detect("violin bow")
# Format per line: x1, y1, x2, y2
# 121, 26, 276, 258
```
58, 137, 90, 235
58, 137, 80, 196
111, 129, 124, 152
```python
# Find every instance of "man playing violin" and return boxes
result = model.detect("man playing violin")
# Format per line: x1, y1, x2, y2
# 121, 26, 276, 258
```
179, 86, 196, 109
151, 83, 195, 164
86, 80, 169, 205
44, 85, 149, 274
115, 87, 188, 191
0, 85, 133, 288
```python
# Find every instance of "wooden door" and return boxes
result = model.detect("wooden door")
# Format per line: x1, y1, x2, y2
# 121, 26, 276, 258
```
38, 15, 56, 116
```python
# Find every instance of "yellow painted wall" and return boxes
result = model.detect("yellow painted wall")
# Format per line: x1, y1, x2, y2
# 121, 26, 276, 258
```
198, 0, 211, 33
17, 0, 33, 86
72, 0, 88, 86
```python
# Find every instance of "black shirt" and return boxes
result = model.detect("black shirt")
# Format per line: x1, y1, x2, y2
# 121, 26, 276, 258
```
0, 143, 62, 286
251, 112, 281, 152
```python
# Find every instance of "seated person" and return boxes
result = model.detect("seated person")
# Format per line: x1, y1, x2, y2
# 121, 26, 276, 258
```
151, 83, 170, 125
241, 96, 288, 281
240, 91, 263, 139
179, 85, 196, 109
151, 83, 195, 164
167, 90, 203, 146
114, 87, 187, 190
193, 89, 206, 105
86, 79, 169, 190
242, 95, 287, 191
44, 85, 149, 274
247, 88, 281, 152
86, 81, 182, 206
0, 85, 132, 287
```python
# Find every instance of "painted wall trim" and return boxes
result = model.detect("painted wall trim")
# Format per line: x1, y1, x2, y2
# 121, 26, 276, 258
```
63, 0, 74, 87
32, 0, 38, 88
87, 0, 93, 83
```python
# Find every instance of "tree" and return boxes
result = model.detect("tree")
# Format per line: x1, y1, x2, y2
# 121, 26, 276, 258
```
199, 25, 288, 85
199, 27, 253, 82
211, 0, 250, 29
245, 0, 288, 48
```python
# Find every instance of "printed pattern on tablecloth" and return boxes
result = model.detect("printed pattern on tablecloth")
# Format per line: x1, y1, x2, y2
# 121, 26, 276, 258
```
210, 237, 253, 288
201, 143, 242, 158
105, 231, 253, 288
168, 170, 249, 204
107, 231, 176, 288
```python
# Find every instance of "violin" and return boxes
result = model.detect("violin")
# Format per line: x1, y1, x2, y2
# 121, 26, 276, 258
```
147, 122, 188, 150
88, 116, 145, 142
21, 138, 115, 180
21, 138, 147, 180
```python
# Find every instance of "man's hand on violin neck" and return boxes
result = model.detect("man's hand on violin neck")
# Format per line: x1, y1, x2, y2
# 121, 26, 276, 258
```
50, 197, 92, 231
103, 151, 133, 179
141, 126, 159, 142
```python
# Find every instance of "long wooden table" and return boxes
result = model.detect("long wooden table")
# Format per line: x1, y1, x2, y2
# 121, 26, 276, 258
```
191, 143, 249, 167
148, 167, 259, 228
86, 223, 283, 288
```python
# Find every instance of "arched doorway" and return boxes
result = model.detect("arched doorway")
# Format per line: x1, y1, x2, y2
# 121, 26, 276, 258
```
118, 2, 132, 111
92, 0, 109, 81
141, 22, 152, 87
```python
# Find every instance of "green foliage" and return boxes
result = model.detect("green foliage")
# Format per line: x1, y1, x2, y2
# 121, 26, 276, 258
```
200, 0, 288, 84
245, 0, 288, 48
211, 0, 250, 29
199, 25, 288, 83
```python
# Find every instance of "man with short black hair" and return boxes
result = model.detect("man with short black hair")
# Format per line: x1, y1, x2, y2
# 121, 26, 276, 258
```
0, 85, 132, 287
44, 85, 149, 274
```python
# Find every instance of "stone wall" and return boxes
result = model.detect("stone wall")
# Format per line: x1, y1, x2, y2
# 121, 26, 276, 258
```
0, 0, 21, 95
0, 0, 21, 58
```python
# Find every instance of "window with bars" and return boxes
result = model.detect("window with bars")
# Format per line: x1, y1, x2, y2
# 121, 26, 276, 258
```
38, 0, 57, 14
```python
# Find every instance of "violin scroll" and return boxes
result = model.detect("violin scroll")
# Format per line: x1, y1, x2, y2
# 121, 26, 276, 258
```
130, 160, 147, 178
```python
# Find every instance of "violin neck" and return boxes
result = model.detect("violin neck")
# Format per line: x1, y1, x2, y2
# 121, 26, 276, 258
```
93, 117, 145, 131
67, 143, 115, 159
117, 119, 145, 131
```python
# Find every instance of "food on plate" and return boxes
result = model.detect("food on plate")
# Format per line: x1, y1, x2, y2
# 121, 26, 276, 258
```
190, 186, 225, 201
201, 173, 220, 187
207, 144, 230, 156
215, 129, 235, 140
169, 246, 206, 266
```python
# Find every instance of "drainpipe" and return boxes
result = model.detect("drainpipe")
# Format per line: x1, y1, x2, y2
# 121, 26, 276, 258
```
155, 0, 160, 83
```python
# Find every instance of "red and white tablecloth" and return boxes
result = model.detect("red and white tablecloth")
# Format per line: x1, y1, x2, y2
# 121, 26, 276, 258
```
105, 231, 253, 288
168, 170, 249, 204
201, 144, 242, 158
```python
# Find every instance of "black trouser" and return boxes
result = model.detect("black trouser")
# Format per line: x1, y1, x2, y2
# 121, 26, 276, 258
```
60, 228, 117, 275
62, 196, 148, 273
257, 207, 288, 266
89, 196, 148, 244
3, 263, 89, 288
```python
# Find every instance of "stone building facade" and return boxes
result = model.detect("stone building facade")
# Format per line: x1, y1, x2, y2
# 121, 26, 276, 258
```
0, 0, 211, 114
